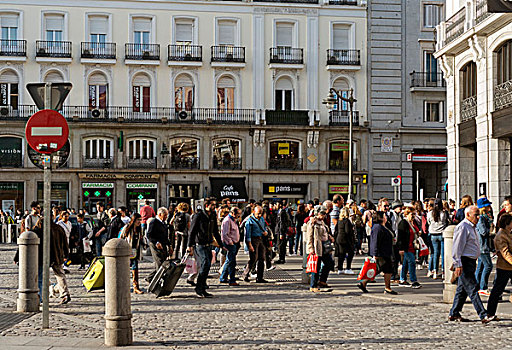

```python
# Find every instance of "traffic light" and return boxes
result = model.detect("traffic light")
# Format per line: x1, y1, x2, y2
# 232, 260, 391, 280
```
362, 174, 367, 184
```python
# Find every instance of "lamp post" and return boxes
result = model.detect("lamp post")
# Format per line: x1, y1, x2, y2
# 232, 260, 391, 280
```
323, 88, 356, 201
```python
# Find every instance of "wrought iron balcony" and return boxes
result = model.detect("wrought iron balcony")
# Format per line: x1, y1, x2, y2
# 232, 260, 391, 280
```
170, 157, 200, 170
175, 108, 255, 125
494, 80, 512, 111
329, 110, 360, 126
269, 47, 303, 64
211, 46, 245, 63
326, 49, 360, 65
476, 0, 492, 25
125, 43, 160, 60
329, 0, 357, 4
168, 45, 202, 62
268, 158, 303, 171
0, 105, 37, 120
212, 157, 242, 170
0, 39, 26, 57
445, 7, 465, 45
36, 40, 72, 58
410, 72, 446, 88
81, 42, 116, 59
82, 156, 114, 169
0, 153, 22, 168
265, 110, 309, 126
126, 157, 157, 169
254, 0, 318, 3
460, 95, 477, 122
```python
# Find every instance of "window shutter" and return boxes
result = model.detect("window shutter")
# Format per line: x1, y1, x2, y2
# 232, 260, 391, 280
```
89, 73, 108, 85
175, 74, 194, 87
89, 16, 108, 35
44, 71, 64, 83
133, 73, 151, 86
46, 15, 64, 31
0, 70, 18, 84
142, 86, 150, 112
133, 18, 151, 32
218, 21, 235, 45
217, 76, 235, 88
175, 22, 193, 43
333, 24, 349, 49
276, 23, 293, 47
0, 15, 18, 28
276, 77, 293, 90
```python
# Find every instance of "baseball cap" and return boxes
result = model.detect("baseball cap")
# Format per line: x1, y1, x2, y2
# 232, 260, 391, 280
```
477, 197, 492, 208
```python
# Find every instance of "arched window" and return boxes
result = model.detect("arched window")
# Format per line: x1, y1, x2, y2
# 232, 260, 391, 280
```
174, 74, 194, 112
44, 70, 64, 83
0, 70, 19, 110
217, 75, 235, 113
132, 73, 151, 113
328, 140, 357, 171
169, 137, 199, 169
82, 137, 113, 168
496, 41, 512, 85
333, 77, 350, 111
268, 140, 302, 170
88, 72, 108, 110
275, 77, 293, 111
460, 62, 477, 121
126, 137, 156, 169
212, 138, 241, 170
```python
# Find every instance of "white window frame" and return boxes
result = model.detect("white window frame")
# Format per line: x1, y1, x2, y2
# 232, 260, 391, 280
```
41, 11, 68, 41
127, 138, 156, 159
0, 11, 22, 40
330, 21, 354, 50
172, 16, 198, 45
83, 137, 113, 159
422, 2, 443, 30
215, 17, 240, 46
129, 14, 156, 43
85, 13, 112, 42
273, 20, 298, 48
424, 101, 444, 122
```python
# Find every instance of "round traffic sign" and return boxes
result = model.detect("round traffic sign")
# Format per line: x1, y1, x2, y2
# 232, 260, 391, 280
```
25, 109, 69, 154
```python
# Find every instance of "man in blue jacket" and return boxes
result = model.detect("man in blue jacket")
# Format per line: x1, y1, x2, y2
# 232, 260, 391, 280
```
241, 206, 269, 283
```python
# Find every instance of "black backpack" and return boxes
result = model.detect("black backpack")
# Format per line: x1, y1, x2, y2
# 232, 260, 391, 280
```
174, 212, 187, 232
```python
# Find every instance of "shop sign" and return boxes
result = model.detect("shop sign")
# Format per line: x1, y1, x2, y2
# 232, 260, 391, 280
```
79, 173, 159, 180
263, 183, 308, 195
209, 177, 248, 203
126, 183, 158, 189
0, 137, 22, 166
409, 154, 447, 163
0, 182, 23, 191
278, 143, 290, 155
331, 143, 349, 152
328, 184, 349, 194
82, 183, 114, 189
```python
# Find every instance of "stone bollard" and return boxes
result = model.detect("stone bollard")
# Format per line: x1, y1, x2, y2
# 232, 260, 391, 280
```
17, 231, 40, 312
443, 225, 457, 303
103, 238, 133, 347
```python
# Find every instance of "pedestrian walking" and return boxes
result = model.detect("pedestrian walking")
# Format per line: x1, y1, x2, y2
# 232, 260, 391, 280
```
93, 202, 109, 256
475, 197, 494, 296
335, 207, 355, 275
146, 207, 170, 283
220, 207, 241, 286
76, 214, 93, 270
139, 200, 156, 236
241, 206, 269, 283
171, 202, 191, 259
294, 204, 308, 256
453, 195, 473, 225
276, 201, 292, 264
448, 205, 493, 323
427, 198, 448, 279
397, 206, 422, 289
120, 213, 144, 294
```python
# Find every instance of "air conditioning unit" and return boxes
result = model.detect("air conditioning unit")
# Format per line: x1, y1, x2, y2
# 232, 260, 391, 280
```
0, 107, 10, 116
142, 51, 150, 58
184, 53, 192, 61
91, 109, 106, 118
178, 110, 192, 121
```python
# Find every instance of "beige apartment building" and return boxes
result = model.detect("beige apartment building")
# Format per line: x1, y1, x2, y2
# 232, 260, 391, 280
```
0, 0, 368, 213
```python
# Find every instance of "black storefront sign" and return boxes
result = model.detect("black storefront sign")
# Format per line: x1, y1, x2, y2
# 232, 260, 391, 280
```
209, 177, 248, 203
0, 136, 22, 168
263, 183, 309, 196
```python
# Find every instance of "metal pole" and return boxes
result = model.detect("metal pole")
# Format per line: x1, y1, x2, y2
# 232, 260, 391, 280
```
42, 83, 52, 329
348, 89, 354, 201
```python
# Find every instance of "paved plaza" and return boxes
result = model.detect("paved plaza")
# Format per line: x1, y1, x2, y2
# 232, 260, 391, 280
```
1, 243, 512, 349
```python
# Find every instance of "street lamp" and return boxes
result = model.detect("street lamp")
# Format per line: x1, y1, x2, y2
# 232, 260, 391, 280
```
323, 88, 357, 201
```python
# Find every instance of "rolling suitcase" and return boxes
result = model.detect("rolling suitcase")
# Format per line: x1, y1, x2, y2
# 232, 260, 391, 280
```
148, 255, 187, 298
83, 256, 105, 292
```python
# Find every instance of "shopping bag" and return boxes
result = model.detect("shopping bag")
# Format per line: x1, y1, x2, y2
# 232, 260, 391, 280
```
306, 254, 318, 274
417, 237, 429, 257
357, 257, 377, 281
185, 256, 197, 274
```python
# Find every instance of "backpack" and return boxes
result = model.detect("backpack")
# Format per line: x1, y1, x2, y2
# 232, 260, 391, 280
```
174, 212, 187, 232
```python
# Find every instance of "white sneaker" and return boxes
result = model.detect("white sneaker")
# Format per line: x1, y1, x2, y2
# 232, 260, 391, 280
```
345, 269, 355, 275
337, 270, 344, 275
417, 265, 423, 270
250, 273, 257, 278
267, 266, 276, 271
427, 271, 434, 278
433, 272, 437, 280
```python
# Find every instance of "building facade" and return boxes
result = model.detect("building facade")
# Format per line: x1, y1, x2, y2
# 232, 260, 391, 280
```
435, 1, 512, 210
0, 0, 369, 213
367, 0, 447, 202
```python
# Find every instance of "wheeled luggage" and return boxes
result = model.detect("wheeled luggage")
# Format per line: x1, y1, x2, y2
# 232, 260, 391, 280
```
148, 256, 187, 298
83, 256, 105, 291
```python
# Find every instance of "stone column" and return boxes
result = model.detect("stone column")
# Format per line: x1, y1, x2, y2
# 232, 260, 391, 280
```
103, 238, 133, 347
17, 231, 40, 312
443, 225, 457, 303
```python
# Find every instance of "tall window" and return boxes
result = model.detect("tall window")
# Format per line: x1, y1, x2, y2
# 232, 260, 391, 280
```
496, 41, 512, 85
88, 15, 108, 45
423, 4, 442, 29
461, 61, 477, 99
174, 74, 194, 112
424, 51, 438, 74
269, 141, 299, 159
424, 101, 443, 122
212, 138, 241, 169
45, 14, 64, 42
88, 73, 108, 110
329, 141, 354, 170
217, 76, 235, 113
0, 14, 18, 41
276, 22, 293, 48
128, 138, 155, 159
332, 24, 350, 49
275, 77, 293, 111
132, 73, 151, 113
84, 138, 112, 159
0, 70, 18, 110
217, 20, 236, 46
133, 18, 151, 45
333, 78, 350, 111
175, 19, 193, 45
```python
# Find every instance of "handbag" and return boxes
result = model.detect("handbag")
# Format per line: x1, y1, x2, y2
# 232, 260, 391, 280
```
357, 257, 377, 281
417, 236, 429, 256
322, 240, 334, 254
185, 256, 197, 274
306, 253, 318, 273
83, 238, 92, 253
287, 227, 296, 236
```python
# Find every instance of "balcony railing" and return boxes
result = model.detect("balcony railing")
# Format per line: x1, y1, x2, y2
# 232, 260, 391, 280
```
82, 157, 114, 169
445, 7, 466, 45
36, 40, 72, 58
211, 46, 245, 63
410, 72, 446, 88
326, 49, 360, 65
126, 157, 157, 169
0, 153, 22, 168
269, 47, 303, 64
170, 157, 200, 169
125, 43, 160, 60
329, 110, 360, 126
0, 39, 26, 57
329, 159, 357, 171
460, 95, 477, 122
476, 0, 491, 25
494, 80, 512, 111
0, 105, 37, 120
168, 45, 202, 62
265, 110, 309, 126
212, 157, 242, 170
268, 158, 303, 171
329, 0, 357, 4
81, 42, 116, 59
254, 0, 318, 3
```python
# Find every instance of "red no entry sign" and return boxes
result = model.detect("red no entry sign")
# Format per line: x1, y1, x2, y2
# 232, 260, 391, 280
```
25, 109, 69, 154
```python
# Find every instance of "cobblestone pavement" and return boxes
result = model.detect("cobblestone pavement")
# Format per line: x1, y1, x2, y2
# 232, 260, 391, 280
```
1, 243, 512, 349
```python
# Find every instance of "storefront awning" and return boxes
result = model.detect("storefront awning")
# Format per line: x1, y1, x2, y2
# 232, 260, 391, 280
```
209, 177, 248, 203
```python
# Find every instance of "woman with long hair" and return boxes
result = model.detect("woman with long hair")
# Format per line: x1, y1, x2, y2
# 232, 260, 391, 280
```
120, 213, 144, 294
427, 198, 448, 279
397, 206, 422, 288
294, 203, 308, 256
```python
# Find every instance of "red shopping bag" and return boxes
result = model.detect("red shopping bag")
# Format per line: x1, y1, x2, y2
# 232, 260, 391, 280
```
357, 257, 377, 281
418, 237, 430, 257
306, 254, 318, 274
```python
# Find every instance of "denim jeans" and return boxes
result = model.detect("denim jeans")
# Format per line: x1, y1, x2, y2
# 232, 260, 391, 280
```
294, 229, 303, 255
95, 233, 106, 257
429, 234, 444, 273
449, 257, 487, 320
475, 253, 493, 291
220, 244, 238, 283
400, 252, 417, 283
287, 234, 295, 255
310, 252, 334, 288
487, 268, 512, 316
195, 244, 212, 294
38, 265, 43, 302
